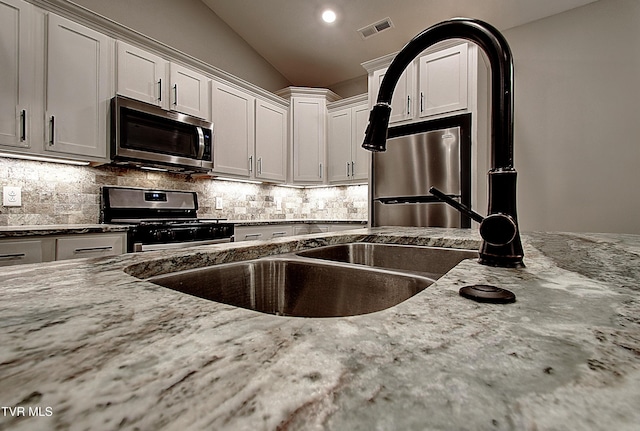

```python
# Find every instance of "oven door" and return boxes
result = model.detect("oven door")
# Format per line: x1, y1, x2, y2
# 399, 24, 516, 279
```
111, 97, 213, 171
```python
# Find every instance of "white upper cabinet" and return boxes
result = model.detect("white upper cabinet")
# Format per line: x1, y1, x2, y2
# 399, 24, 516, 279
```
169, 63, 210, 120
351, 103, 370, 180
45, 13, 112, 160
364, 42, 471, 125
328, 108, 351, 183
371, 64, 414, 124
211, 80, 255, 177
0, 0, 34, 150
116, 41, 167, 106
211, 80, 287, 183
327, 98, 369, 184
418, 43, 468, 117
277, 87, 339, 185
291, 96, 326, 183
116, 41, 211, 120
254, 99, 287, 182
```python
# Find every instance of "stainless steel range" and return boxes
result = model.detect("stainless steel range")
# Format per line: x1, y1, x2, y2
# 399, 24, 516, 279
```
101, 187, 234, 252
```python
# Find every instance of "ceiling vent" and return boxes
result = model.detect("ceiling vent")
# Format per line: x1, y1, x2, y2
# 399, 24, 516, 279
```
358, 17, 394, 39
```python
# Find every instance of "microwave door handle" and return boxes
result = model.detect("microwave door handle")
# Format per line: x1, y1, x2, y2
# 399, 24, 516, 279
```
196, 127, 205, 159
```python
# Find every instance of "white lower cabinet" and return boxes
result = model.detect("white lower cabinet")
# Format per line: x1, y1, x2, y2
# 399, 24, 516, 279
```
234, 223, 364, 241
56, 234, 125, 261
234, 225, 293, 242
0, 232, 126, 266
0, 239, 47, 267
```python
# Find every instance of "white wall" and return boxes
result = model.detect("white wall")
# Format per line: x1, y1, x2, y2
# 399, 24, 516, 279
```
504, 0, 640, 234
71, 0, 291, 92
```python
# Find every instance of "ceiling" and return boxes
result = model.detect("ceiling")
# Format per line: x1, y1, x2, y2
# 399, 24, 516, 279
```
202, 0, 598, 88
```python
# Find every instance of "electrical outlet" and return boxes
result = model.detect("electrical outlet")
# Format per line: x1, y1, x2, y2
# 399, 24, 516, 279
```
3, 186, 22, 207
215, 197, 223, 210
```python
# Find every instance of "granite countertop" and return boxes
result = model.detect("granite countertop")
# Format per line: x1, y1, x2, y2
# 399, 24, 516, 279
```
0, 224, 131, 238
228, 219, 367, 226
0, 220, 367, 238
1, 227, 639, 430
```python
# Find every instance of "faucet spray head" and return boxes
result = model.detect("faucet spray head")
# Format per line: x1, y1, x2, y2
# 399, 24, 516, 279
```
362, 103, 392, 152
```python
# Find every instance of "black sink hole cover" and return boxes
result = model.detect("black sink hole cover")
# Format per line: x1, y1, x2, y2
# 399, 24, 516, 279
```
459, 284, 516, 304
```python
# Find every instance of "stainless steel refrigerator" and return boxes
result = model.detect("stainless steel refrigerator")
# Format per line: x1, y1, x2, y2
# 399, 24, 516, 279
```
370, 114, 471, 228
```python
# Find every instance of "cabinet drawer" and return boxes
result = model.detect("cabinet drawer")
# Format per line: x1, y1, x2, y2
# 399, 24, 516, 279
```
0, 239, 43, 267
56, 234, 125, 260
234, 225, 293, 241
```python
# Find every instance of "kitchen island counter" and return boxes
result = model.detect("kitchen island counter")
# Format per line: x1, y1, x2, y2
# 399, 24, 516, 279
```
1, 228, 639, 430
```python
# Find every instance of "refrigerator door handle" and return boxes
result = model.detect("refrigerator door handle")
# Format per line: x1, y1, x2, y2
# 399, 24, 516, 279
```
375, 195, 460, 205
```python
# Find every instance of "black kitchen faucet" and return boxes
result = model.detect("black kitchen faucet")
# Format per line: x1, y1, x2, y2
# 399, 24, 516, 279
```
362, 18, 524, 268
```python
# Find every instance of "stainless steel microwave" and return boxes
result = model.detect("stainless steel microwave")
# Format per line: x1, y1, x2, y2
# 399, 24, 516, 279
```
110, 96, 213, 173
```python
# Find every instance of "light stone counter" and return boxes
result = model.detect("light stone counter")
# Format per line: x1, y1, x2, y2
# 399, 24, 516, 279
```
229, 219, 367, 226
1, 228, 639, 430
0, 224, 130, 238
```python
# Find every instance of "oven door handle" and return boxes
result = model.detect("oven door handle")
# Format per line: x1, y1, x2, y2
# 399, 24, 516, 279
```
196, 127, 205, 160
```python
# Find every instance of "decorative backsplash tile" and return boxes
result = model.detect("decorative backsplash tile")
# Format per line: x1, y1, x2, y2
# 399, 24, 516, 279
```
0, 158, 368, 226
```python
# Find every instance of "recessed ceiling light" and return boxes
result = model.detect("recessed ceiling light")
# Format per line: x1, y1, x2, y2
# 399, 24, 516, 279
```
322, 9, 337, 24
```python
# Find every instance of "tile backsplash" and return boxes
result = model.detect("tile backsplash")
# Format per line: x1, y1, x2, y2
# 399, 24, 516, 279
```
0, 158, 368, 226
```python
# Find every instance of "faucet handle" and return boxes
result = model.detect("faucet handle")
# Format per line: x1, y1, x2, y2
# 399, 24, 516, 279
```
478, 213, 517, 247
428, 187, 483, 223
429, 187, 517, 247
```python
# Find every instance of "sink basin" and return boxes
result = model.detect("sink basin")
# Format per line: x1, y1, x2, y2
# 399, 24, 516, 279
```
296, 243, 477, 278
148, 257, 433, 317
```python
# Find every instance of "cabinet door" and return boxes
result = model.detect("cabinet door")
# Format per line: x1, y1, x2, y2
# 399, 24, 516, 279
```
327, 108, 351, 183
45, 13, 111, 160
0, 0, 33, 149
116, 41, 167, 106
255, 99, 287, 182
372, 65, 413, 124
292, 97, 325, 183
170, 63, 210, 120
211, 81, 255, 177
351, 103, 370, 181
419, 43, 468, 117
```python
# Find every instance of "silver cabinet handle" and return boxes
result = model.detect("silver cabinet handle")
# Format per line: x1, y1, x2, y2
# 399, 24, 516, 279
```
249, 155, 253, 173
158, 79, 162, 102
346, 161, 350, 177
20, 110, 26, 142
407, 95, 411, 115
173, 84, 178, 106
244, 233, 262, 239
319, 163, 323, 179
271, 231, 287, 237
0, 253, 26, 261
420, 92, 424, 112
258, 157, 262, 175
352, 161, 355, 176
73, 246, 113, 254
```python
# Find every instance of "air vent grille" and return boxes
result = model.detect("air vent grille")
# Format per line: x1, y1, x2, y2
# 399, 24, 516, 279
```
358, 17, 394, 39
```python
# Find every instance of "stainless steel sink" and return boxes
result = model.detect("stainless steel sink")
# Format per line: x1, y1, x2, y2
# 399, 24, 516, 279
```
296, 243, 477, 279
148, 257, 433, 317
